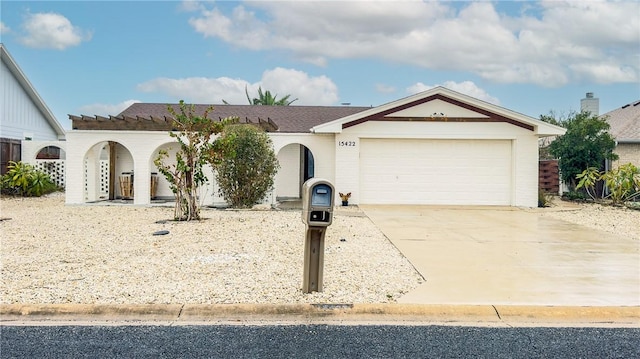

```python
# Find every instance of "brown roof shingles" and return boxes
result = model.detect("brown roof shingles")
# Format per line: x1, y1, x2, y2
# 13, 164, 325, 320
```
602, 100, 640, 142
116, 103, 371, 133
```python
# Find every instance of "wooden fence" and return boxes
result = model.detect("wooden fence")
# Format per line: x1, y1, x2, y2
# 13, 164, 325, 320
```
539, 160, 559, 193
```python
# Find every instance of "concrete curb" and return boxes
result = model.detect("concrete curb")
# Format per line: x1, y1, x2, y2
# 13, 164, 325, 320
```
1, 304, 638, 326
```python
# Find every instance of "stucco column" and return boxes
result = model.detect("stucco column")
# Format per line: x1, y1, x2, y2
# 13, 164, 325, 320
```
133, 154, 151, 205
64, 134, 85, 204
84, 145, 104, 202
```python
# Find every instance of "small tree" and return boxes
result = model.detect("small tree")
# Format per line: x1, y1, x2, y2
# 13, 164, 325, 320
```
154, 101, 236, 221
212, 124, 279, 208
549, 111, 618, 189
575, 167, 601, 200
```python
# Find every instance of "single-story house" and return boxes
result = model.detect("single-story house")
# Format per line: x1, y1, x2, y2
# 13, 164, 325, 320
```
602, 100, 640, 168
0, 44, 66, 177
65, 87, 565, 207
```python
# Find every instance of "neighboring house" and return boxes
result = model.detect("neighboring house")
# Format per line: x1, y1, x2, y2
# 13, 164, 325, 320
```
65, 87, 565, 207
602, 100, 640, 168
0, 43, 66, 179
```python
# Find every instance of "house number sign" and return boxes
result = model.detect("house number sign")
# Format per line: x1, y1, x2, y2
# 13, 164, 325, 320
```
338, 141, 356, 147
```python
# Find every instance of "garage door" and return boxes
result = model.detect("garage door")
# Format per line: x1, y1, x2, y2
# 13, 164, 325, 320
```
359, 139, 512, 205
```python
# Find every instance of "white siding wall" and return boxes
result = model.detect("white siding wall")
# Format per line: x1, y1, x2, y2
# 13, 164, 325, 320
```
1, 60, 58, 141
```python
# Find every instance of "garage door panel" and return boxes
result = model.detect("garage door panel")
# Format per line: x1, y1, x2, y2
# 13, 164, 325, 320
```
359, 139, 511, 205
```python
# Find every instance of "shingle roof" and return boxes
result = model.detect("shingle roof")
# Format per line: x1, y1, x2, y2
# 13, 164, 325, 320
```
115, 103, 370, 133
602, 100, 640, 142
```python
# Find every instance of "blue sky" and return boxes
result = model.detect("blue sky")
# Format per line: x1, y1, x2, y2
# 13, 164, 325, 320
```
1, 0, 639, 130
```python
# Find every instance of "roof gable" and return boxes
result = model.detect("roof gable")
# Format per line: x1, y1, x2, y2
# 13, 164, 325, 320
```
312, 86, 565, 137
0, 44, 65, 139
388, 98, 486, 118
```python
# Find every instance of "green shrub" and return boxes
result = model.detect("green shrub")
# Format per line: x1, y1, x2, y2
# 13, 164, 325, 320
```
600, 163, 640, 204
575, 163, 640, 205
1, 161, 57, 197
212, 124, 279, 208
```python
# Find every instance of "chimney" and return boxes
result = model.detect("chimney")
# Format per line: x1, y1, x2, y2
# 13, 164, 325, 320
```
580, 92, 599, 115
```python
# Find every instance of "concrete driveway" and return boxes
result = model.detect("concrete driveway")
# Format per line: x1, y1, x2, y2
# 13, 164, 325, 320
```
360, 205, 640, 306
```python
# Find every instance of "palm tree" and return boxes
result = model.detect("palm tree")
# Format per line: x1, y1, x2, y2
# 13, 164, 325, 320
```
222, 85, 298, 106
246, 86, 298, 106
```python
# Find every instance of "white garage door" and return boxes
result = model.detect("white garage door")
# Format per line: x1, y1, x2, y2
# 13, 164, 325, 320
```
359, 139, 512, 205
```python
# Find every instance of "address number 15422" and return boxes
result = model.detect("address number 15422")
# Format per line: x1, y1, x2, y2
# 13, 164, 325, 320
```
338, 141, 356, 147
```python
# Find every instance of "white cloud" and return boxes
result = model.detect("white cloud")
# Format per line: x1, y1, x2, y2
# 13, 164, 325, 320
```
407, 81, 500, 105
376, 84, 396, 94
178, 0, 206, 12
137, 76, 251, 104
137, 68, 339, 105
78, 100, 140, 116
259, 68, 338, 105
187, 1, 639, 86
19, 12, 91, 50
0, 22, 10, 34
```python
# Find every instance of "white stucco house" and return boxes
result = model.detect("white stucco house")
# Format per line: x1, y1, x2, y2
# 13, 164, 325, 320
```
65, 87, 565, 207
1, 44, 66, 178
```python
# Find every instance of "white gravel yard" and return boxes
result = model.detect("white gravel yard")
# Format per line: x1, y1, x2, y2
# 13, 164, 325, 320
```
540, 198, 639, 240
0, 193, 423, 305
2, 193, 637, 305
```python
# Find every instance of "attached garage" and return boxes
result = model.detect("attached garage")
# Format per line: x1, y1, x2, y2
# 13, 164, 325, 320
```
313, 87, 566, 207
359, 138, 513, 205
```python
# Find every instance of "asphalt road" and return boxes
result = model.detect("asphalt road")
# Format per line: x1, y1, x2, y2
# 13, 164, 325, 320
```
2, 324, 639, 358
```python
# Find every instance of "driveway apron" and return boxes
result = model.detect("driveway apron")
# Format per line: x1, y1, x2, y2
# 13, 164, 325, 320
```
360, 205, 640, 306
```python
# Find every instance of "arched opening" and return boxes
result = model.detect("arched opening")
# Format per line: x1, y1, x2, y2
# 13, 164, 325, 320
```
149, 143, 180, 201
150, 142, 220, 206
36, 146, 65, 160
275, 143, 315, 200
83, 141, 133, 202
34, 145, 66, 189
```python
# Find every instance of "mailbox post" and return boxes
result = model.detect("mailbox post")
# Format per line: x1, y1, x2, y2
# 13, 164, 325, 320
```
301, 178, 335, 293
